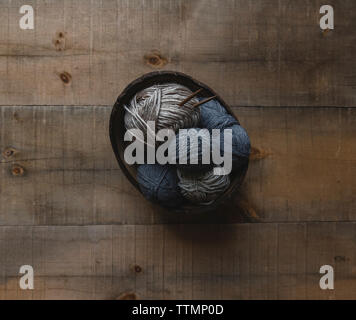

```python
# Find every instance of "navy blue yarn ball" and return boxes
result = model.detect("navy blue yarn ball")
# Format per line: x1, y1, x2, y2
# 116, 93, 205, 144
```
199, 99, 239, 129
168, 125, 250, 173
218, 124, 251, 169
137, 164, 184, 208
199, 99, 250, 169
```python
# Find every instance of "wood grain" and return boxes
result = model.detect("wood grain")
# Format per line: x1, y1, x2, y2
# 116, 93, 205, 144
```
1, 0, 356, 300
0, 222, 354, 299
0, 0, 355, 107
1, 105, 355, 225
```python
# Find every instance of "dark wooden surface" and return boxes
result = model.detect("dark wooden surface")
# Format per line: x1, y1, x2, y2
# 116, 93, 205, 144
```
0, 0, 355, 299
1, 106, 355, 225
0, 223, 355, 299
0, 0, 355, 107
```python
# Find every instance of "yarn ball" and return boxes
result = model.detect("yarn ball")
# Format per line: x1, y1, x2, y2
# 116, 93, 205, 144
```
177, 168, 230, 204
168, 128, 213, 173
137, 164, 184, 208
217, 124, 251, 169
199, 98, 251, 169
124, 83, 200, 141
199, 98, 239, 129
168, 125, 250, 173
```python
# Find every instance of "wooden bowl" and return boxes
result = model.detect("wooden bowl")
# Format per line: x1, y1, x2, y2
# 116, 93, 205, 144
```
109, 71, 249, 214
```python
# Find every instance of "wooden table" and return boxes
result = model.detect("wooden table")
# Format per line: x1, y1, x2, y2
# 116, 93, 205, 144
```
0, 0, 355, 299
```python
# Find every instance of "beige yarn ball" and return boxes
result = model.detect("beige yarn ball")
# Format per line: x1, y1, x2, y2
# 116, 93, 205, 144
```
124, 83, 200, 137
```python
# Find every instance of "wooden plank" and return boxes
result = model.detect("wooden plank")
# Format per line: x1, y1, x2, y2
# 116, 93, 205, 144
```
277, 223, 307, 299
0, 0, 355, 107
1, 105, 356, 225
239, 106, 356, 222
0, 222, 354, 299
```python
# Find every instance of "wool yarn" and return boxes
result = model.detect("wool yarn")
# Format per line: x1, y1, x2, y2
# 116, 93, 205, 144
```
127, 86, 250, 209
168, 124, 250, 173
177, 168, 230, 204
168, 128, 213, 173
218, 124, 251, 169
137, 164, 183, 208
199, 98, 251, 169
199, 98, 239, 130
124, 83, 200, 142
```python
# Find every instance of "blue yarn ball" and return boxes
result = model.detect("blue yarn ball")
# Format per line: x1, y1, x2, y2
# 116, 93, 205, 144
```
199, 99, 239, 129
199, 98, 250, 170
137, 164, 184, 208
218, 124, 251, 169
167, 125, 250, 173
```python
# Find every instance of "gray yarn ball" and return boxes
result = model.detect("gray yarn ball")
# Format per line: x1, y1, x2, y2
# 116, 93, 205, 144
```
124, 83, 200, 141
137, 164, 184, 208
177, 168, 230, 204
